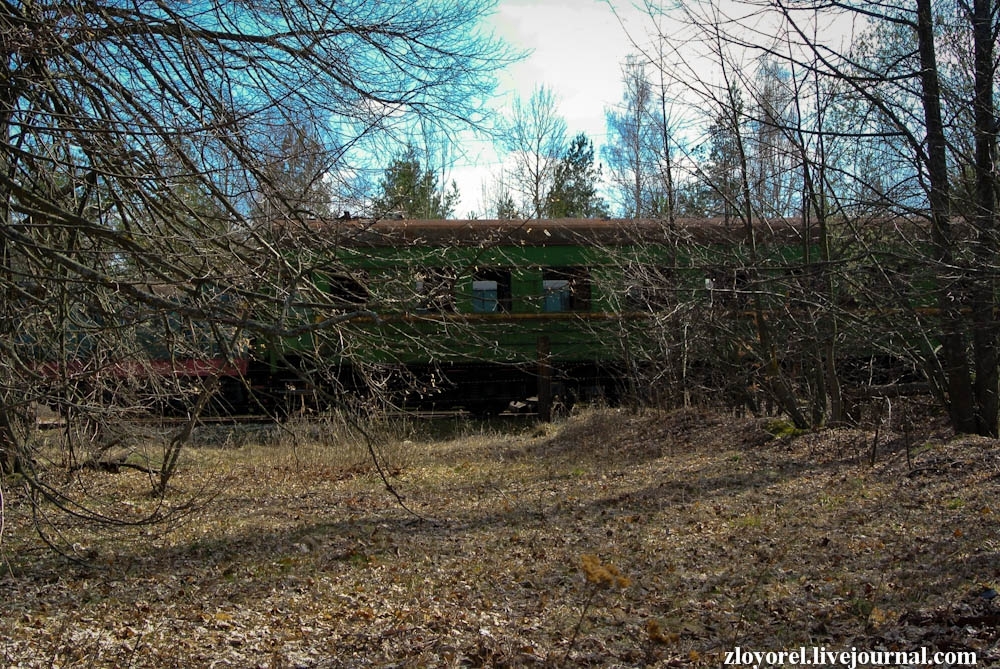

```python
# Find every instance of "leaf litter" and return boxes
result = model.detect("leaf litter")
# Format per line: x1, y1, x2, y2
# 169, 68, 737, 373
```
2, 406, 1000, 667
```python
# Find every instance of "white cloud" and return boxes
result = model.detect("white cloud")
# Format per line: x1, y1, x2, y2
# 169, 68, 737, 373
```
452, 0, 648, 216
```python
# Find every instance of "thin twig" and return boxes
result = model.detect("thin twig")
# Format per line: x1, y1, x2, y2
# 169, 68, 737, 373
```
562, 587, 598, 665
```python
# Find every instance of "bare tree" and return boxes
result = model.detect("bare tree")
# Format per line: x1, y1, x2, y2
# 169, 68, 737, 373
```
621, 0, 998, 435
252, 117, 337, 223
748, 58, 798, 217
501, 85, 567, 219
776, 0, 999, 435
605, 7, 687, 223
605, 57, 652, 218
480, 171, 522, 219
604, 57, 661, 218
0, 0, 512, 527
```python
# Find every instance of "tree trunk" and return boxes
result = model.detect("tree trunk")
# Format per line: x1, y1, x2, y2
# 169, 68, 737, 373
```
916, 0, 977, 433
968, 0, 999, 436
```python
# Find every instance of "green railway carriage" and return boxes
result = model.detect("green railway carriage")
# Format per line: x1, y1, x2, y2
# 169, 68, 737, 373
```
255, 214, 948, 416
254, 216, 823, 413
260, 219, 631, 412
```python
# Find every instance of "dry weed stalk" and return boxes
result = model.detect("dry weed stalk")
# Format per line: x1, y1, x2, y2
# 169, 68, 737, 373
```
563, 553, 631, 663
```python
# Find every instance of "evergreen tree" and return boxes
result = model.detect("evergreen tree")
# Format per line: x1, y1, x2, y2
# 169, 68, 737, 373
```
491, 189, 520, 219
545, 133, 607, 218
372, 144, 459, 219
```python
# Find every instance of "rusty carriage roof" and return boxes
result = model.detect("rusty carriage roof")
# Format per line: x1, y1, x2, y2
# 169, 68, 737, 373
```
280, 217, 816, 248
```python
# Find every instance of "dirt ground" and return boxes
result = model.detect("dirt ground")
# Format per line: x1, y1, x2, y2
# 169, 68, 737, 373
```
2, 407, 1000, 667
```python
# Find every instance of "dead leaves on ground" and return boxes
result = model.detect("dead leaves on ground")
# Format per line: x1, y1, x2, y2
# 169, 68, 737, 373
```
2, 407, 1000, 667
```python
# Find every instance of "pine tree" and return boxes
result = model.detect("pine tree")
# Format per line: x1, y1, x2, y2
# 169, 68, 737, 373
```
372, 144, 458, 219
545, 133, 607, 218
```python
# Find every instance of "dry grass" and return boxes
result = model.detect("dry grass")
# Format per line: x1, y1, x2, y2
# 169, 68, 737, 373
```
2, 407, 999, 667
